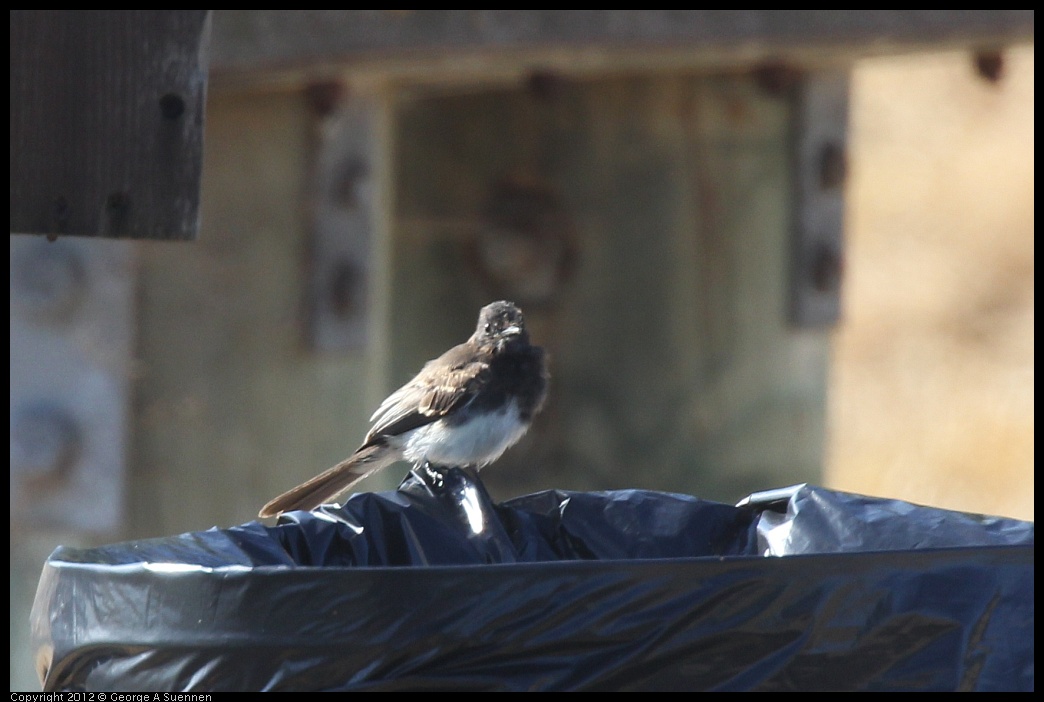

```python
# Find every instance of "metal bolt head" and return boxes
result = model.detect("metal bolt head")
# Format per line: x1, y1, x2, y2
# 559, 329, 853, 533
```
819, 142, 848, 190
974, 50, 1005, 84
159, 92, 186, 120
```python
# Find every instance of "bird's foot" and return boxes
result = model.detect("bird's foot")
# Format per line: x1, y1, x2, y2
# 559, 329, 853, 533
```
411, 462, 478, 491
420, 461, 446, 488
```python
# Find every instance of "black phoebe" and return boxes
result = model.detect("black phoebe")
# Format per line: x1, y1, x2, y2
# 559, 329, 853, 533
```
259, 301, 549, 517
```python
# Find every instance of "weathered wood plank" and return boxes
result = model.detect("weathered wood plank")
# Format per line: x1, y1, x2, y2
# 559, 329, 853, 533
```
10, 11, 211, 240
210, 10, 1034, 83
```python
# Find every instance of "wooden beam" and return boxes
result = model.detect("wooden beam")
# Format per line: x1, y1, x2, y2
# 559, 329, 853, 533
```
209, 11, 1034, 86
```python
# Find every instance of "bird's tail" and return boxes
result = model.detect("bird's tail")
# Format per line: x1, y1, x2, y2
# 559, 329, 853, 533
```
258, 443, 397, 518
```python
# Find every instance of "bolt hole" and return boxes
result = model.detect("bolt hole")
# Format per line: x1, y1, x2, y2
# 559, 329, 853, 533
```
159, 93, 186, 120
329, 260, 363, 318
811, 244, 843, 293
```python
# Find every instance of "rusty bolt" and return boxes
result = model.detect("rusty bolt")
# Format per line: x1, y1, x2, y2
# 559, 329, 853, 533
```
754, 61, 801, 98
810, 243, 844, 293
819, 142, 848, 190
973, 50, 1005, 84
305, 80, 348, 117
329, 259, 363, 319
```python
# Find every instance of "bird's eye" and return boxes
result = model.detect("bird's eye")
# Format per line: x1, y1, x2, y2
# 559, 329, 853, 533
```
484, 323, 492, 333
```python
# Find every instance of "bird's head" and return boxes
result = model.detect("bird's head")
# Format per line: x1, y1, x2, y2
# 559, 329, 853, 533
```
474, 300, 529, 350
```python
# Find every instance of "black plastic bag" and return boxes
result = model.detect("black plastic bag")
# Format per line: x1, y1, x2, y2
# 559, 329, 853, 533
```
30, 471, 1034, 691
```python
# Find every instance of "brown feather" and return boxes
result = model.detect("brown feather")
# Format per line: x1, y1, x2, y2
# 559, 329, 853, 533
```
257, 444, 397, 518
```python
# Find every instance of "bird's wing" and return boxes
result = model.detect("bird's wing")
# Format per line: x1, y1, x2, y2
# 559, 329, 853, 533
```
365, 357, 490, 442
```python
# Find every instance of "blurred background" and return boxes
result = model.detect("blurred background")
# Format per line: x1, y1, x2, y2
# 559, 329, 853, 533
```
828, 47, 1034, 520
10, 12, 1033, 690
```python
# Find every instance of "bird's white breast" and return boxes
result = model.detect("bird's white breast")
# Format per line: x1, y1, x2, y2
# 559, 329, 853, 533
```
397, 400, 529, 468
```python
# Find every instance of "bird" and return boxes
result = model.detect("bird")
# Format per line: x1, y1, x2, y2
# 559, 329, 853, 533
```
259, 300, 549, 518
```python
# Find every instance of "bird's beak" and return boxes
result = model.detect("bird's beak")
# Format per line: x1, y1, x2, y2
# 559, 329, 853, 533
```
503, 325, 522, 336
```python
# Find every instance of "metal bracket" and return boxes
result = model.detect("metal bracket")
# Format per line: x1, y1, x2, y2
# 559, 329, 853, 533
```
789, 70, 849, 328
306, 86, 378, 352
9, 236, 133, 533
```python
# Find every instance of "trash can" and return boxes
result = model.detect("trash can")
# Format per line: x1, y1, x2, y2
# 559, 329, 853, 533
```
30, 470, 1034, 691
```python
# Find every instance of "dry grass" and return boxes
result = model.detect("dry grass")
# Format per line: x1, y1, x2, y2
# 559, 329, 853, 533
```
825, 46, 1034, 521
